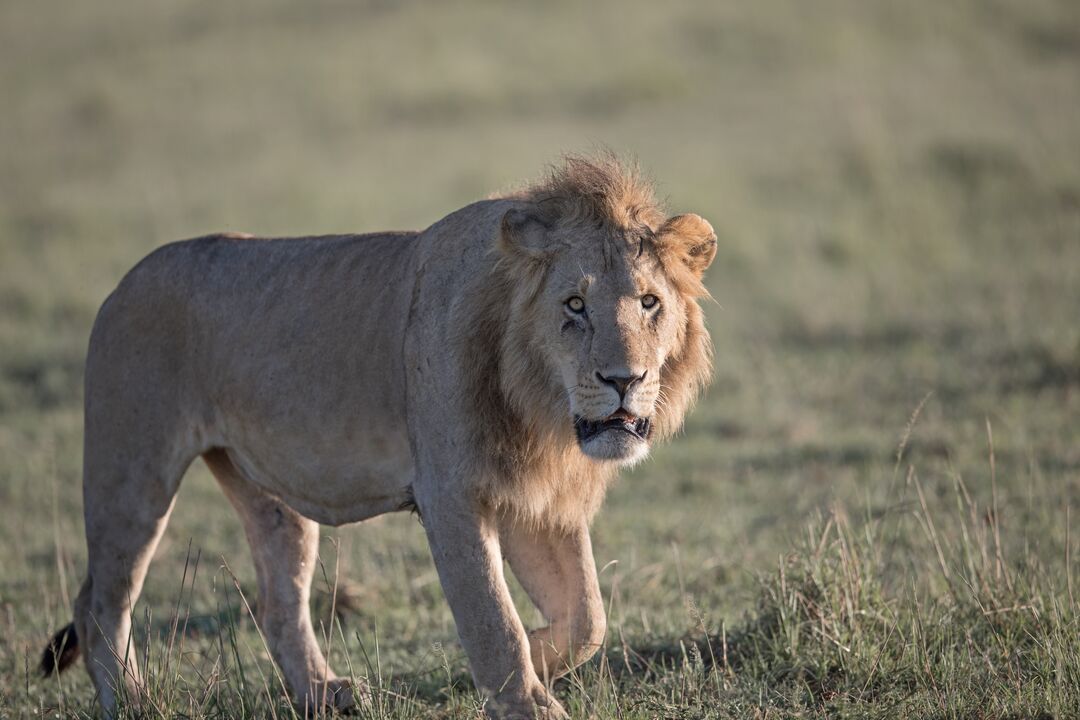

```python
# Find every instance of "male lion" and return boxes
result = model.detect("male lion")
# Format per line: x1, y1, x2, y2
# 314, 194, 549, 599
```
41, 154, 716, 719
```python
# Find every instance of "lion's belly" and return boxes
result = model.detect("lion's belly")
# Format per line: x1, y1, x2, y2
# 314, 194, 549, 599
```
220, 422, 415, 526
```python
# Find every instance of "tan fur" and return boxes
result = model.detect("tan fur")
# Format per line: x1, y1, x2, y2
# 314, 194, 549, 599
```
44, 154, 715, 719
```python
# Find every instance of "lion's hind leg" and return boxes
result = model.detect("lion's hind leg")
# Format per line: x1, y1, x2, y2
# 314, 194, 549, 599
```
203, 449, 361, 713
77, 441, 184, 715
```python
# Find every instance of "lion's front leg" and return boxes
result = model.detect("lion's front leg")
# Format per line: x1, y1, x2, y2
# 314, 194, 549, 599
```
421, 495, 567, 720
501, 520, 607, 683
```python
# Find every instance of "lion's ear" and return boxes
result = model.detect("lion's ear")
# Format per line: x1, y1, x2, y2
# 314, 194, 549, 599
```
656, 213, 717, 277
498, 208, 552, 261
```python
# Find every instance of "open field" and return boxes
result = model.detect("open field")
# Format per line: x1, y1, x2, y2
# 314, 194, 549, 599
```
2, 0, 1079, 717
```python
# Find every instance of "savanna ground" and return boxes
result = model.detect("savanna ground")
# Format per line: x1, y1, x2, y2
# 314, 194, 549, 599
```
2, 1, 1079, 717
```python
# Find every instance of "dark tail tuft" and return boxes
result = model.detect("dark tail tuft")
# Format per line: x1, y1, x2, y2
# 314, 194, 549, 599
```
41, 623, 79, 677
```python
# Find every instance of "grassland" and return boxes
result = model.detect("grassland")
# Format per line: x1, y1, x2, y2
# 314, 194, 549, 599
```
2, 0, 1079, 717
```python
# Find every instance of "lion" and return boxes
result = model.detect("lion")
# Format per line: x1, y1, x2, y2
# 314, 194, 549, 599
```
41, 153, 716, 719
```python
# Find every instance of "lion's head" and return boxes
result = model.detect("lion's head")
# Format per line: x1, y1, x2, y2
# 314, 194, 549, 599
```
493, 154, 716, 468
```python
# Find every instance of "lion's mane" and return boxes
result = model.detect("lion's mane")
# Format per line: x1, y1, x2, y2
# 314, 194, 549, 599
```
462, 154, 714, 529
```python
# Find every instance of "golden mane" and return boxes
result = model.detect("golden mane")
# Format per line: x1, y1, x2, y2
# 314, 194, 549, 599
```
465, 154, 714, 529
505, 152, 667, 232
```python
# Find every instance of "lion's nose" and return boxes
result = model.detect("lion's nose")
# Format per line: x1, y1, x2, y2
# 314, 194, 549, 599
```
596, 370, 646, 402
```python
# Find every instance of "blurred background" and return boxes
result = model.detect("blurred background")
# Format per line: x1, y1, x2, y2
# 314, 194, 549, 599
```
2, 1, 1078, 717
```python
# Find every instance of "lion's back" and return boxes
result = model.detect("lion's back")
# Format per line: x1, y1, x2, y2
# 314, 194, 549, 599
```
85, 231, 423, 451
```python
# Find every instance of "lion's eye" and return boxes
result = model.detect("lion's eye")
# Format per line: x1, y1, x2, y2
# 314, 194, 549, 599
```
565, 296, 586, 313
641, 294, 659, 309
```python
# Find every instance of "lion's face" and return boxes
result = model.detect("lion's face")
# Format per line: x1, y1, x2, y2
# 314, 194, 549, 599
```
541, 241, 680, 463
500, 209, 717, 465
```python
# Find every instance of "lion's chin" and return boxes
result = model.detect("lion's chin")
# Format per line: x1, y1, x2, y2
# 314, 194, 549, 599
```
578, 430, 651, 465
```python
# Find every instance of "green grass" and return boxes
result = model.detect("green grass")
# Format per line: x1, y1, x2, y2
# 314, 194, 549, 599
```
2, 0, 1078, 717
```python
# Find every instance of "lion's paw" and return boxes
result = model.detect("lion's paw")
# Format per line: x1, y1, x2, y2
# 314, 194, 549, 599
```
299, 677, 370, 716
485, 685, 568, 720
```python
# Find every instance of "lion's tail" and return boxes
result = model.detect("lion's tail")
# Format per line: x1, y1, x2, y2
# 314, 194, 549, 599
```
40, 623, 80, 677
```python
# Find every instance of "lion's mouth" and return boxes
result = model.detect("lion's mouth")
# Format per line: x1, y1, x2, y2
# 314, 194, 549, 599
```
574, 410, 651, 443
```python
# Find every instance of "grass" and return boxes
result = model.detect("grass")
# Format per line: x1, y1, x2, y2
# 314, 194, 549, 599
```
1, 0, 1078, 717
